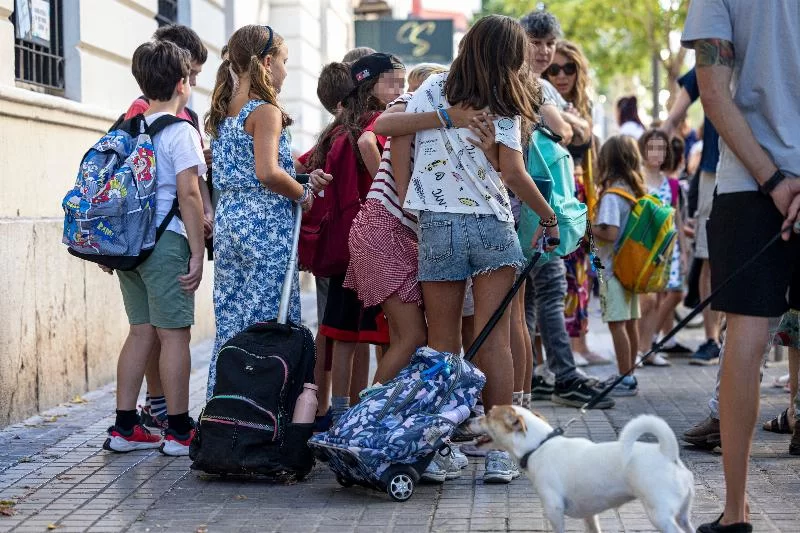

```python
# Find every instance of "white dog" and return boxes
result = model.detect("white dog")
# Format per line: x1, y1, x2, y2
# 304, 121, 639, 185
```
470, 406, 695, 533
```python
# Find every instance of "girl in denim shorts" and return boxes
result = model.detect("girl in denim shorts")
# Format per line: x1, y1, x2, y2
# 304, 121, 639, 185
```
377, 15, 559, 419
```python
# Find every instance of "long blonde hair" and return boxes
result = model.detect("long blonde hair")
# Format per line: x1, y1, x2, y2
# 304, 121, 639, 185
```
204, 25, 292, 138
542, 40, 591, 122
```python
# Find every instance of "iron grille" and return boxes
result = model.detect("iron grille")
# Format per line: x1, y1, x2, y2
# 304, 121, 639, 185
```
12, 0, 65, 94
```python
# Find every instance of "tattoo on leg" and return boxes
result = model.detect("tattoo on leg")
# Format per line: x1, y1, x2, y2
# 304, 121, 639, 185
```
695, 38, 735, 68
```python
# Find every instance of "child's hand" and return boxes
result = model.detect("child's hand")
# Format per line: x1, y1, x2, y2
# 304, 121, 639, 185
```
203, 210, 214, 240
203, 148, 212, 168
447, 104, 491, 129
301, 193, 314, 213
531, 223, 560, 253
309, 169, 332, 194
179, 255, 204, 293
467, 113, 499, 170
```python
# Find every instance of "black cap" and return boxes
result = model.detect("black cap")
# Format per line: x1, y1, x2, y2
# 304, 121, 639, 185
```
350, 53, 401, 87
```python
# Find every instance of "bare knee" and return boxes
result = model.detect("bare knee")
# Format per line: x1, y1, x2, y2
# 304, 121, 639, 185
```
129, 323, 157, 342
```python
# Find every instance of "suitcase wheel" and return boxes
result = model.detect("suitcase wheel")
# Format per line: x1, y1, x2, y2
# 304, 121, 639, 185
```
385, 466, 415, 502
336, 474, 353, 488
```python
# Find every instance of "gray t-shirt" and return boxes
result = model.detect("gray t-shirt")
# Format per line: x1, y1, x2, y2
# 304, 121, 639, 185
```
682, 0, 800, 194
540, 78, 568, 110
594, 181, 634, 278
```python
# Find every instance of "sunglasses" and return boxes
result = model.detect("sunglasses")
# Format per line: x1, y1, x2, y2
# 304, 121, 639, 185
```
545, 62, 577, 77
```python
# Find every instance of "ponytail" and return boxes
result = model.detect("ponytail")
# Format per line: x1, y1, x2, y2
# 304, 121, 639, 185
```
204, 58, 235, 138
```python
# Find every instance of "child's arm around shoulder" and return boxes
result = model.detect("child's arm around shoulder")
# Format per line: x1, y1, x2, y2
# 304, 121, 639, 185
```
250, 103, 306, 202
358, 130, 381, 179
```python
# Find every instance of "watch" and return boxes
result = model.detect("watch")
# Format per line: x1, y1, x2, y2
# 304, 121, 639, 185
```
760, 169, 786, 196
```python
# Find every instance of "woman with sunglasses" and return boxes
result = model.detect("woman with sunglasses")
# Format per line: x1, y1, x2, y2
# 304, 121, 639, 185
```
541, 40, 607, 366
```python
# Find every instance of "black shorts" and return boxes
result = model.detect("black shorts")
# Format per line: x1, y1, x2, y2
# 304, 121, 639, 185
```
319, 274, 389, 344
708, 191, 800, 317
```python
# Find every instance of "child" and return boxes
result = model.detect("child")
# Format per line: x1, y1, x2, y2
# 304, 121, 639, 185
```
203, 25, 331, 398
375, 14, 560, 484
305, 53, 406, 424
636, 129, 688, 366
406, 63, 447, 92
119, 24, 213, 432
593, 135, 647, 396
763, 310, 800, 455
104, 40, 207, 455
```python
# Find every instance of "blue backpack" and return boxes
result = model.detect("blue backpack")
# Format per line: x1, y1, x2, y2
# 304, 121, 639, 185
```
517, 124, 588, 261
62, 114, 188, 270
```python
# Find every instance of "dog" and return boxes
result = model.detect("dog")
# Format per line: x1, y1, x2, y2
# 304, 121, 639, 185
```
469, 406, 695, 533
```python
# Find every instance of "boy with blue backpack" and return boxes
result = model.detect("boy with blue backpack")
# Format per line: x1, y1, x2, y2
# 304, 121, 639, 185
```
98, 40, 206, 454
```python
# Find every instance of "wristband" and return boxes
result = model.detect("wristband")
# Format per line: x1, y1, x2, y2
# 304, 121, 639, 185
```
436, 109, 448, 129
440, 109, 454, 129
760, 169, 786, 196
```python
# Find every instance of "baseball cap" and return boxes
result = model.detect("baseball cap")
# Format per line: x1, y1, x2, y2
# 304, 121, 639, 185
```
350, 53, 403, 87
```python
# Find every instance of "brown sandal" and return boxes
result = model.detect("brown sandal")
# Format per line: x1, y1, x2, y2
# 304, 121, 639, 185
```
763, 408, 793, 434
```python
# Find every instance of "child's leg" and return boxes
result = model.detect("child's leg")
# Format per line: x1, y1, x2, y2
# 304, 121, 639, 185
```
789, 347, 800, 423
143, 340, 166, 420
375, 296, 427, 384
331, 340, 357, 415
510, 286, 528, 394
349, 343, 371, 404
314, 334, 331, 416
607, 320, 633, 375
116, 324, 159, 413
461, 316, 474, 352
625, 319, 639, 373
156, 327, 192, 434
471, 267, 516, 411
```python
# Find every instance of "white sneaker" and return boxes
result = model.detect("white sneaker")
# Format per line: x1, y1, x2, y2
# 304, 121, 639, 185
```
640, 353, 671, 367
483, 450, 518, 484
450, 444, 469, 469
573, 352, 589, 367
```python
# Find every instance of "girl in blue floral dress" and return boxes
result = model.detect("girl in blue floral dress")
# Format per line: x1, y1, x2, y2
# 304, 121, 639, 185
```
203, 25, 330, 397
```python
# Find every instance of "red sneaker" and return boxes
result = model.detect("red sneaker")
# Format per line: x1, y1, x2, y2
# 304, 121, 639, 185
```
103, 424, 162, 452
160, 427, 195, 457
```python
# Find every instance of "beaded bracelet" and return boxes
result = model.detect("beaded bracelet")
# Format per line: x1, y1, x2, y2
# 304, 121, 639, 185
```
440, 109, 454, 129
539, 213, 558, 227
297, 183, 312, 204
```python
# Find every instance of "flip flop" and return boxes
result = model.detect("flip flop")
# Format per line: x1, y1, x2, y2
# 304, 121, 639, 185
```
763, 408, 794, 434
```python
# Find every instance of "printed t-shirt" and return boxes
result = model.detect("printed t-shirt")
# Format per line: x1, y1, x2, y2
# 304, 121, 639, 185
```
404, 72, 521, 223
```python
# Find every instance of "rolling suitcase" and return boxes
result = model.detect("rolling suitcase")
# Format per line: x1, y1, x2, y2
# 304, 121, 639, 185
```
309, 250, 545, 500
190, 185, 316, 480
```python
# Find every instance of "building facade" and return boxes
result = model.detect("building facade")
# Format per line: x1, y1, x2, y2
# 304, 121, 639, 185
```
0, 0, 353, 427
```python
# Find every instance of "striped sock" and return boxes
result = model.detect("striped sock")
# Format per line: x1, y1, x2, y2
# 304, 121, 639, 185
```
150, 396, 167, 419
522, 393, 531, 410
512, 391, 524, 407
144, 392, 151, 408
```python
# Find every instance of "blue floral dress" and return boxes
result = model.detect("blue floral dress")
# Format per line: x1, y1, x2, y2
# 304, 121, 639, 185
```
207, 99, 300, 398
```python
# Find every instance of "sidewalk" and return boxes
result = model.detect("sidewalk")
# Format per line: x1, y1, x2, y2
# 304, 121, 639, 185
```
2, 302, 800, 532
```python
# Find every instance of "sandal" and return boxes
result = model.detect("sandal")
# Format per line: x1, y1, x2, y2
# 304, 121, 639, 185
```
762, 408, 794, 434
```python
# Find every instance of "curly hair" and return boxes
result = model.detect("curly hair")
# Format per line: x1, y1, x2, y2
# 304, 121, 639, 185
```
542, 40, 592, 122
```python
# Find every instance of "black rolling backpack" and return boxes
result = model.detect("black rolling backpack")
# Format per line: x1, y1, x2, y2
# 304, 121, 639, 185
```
190, 192, 316, 480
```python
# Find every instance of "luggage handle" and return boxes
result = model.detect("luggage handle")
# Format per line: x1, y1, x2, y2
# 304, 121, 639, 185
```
463, 249, 544, 362
277, 174, 310, 324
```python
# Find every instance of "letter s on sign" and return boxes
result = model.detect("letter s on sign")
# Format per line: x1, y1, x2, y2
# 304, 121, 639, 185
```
397, 21, 436, 58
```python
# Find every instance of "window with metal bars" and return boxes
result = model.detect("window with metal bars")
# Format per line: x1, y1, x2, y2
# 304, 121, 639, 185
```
156, 0, 179, 27
11, 0, 65, 94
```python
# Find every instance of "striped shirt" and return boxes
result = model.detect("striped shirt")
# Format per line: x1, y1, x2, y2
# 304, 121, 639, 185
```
366, 93, 417, 231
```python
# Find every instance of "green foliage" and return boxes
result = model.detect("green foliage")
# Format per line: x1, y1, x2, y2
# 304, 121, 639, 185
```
479, 0, 688, 90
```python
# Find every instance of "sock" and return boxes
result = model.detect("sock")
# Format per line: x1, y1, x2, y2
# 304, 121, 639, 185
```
150, 396, 167, 419
522, 393, 531, 409
167, 412, 192, 435
144, 392, 151, 408
331, 396, 350, 419
115, 409, 139, 431
512, 391, 523, 406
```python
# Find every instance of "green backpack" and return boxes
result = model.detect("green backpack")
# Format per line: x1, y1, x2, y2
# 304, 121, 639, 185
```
517, 125, 588, 261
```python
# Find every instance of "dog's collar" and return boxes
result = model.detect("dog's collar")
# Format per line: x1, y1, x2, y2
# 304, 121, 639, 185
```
518, 427, 564, 469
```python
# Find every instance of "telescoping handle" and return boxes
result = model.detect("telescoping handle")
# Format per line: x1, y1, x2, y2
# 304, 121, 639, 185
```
277, 174, 310, 324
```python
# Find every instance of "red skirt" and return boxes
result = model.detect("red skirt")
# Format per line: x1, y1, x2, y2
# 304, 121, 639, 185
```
344, 199, 422, 308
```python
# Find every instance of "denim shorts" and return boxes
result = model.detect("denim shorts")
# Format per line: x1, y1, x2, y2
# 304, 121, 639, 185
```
417, 211, 524, 282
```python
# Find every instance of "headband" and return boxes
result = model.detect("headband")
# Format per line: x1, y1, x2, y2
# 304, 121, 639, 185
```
261, 25, 274, 57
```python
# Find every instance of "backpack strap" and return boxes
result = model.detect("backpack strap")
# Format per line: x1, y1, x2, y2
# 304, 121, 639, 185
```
605, 187, 637, 205
185, 107, 201, 132
667, 178, 680, 208
155, 198, 181, 240
147, 115, 193, 138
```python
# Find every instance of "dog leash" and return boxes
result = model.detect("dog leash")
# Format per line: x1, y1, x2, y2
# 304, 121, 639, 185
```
555, 224, 792, 436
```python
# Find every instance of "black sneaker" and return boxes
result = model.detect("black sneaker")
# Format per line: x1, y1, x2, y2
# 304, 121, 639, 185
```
697, 514, 752, 533
655, 341, 692, 355
531, 374, 555, 401
690, 340, 721, 365
551, 378, 615, 409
